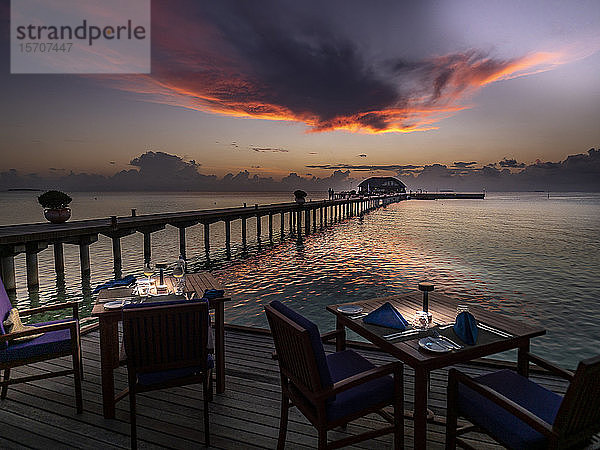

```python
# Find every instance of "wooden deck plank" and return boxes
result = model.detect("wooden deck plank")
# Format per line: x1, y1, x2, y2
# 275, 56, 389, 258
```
0, 328, 577, 449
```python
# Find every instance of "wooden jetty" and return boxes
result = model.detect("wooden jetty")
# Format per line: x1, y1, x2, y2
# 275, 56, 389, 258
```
0, 325, 585, 449
0, 194, 404, 297
408, 192, 485, 200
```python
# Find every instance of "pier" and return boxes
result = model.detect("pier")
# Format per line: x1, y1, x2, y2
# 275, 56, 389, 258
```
0, 194, 405, 298
408, 192, 485, 200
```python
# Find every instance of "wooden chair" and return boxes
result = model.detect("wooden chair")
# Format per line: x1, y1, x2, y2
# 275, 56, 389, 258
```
446, 352, 600, 449
0, 277, 82, 413
122, 300, 212, 449
265, 300, 403, 449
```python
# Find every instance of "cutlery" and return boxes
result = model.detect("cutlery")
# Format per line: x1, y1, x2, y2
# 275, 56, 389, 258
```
431, 330, 463, 349
350, 312, 368, 320
384, 329, 420, 340
479, 323, 513, 338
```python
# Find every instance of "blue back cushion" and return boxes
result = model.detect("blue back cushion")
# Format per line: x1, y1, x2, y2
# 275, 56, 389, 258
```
458, 369, 562, 450
270, 300, 333, 390
0, 277, 13, 336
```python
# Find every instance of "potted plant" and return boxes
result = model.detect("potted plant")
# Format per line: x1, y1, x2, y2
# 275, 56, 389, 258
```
294, 189, 307, 204
38, 190, 72, 223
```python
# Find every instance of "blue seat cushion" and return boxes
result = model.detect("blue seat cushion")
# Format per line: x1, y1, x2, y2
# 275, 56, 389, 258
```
326, 350, 394, 422
137, 354, 214, 386
269, 301, 333, 390
0, 319, 75, 363
458, 369, 563, 450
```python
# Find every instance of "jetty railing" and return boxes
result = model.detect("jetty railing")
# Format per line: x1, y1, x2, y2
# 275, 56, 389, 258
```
0, 194, 406, 298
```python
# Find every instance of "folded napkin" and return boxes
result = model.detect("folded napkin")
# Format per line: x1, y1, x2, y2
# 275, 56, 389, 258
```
362, 302, 408, 330
202, 289, 225, 300
93, 275, 136, 294
453, 311, 478, 345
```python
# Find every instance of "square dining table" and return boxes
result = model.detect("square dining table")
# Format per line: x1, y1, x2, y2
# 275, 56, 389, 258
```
327, 291, 546, 449
92, 272, 230, 419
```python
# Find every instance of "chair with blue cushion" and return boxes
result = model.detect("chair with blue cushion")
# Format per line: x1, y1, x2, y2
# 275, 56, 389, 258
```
446, 353, 600, 449
0, 277, 83, 413
122, 300, 213, 449
265, 300, 403, 449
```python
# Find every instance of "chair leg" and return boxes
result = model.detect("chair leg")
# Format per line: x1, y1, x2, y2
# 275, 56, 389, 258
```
1, 369, 10, 400
79, 336, 84, 381
207, 368, 214, 402
129, 386, 137, 450
277, 393, 289, 450
203, 373, 211, 447
72, 348, 83, 414
446, 370, 458, 450
317, 429, 327, 449
394, 366, 404, 450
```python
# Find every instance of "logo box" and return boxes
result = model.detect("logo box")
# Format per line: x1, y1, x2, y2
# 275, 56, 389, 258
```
11, 0, 150, 74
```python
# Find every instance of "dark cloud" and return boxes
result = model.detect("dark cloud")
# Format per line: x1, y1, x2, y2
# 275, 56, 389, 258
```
106, 1, 564, 134
499, 158, 526, 168
453, 161, 478, 168
307, 164, 422, 172
251, 147, 289, 153
2, 149, 598, 192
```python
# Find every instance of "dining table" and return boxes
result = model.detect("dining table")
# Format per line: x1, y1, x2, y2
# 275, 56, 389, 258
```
92, 271, 230, 419
327, 291, 546, 449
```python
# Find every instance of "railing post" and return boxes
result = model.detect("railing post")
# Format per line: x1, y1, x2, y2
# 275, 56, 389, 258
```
143, 232, 152, 265
256, 215, 262, 242
225, 219, 231, 259
112, 236, 122, 279
178, 227, 186, 260
268, 213, 273, 242
204, 222, 210, 260
296, 208, 303, 243
280, 212, 285, 241
25, 242, 47, 289
319, 206, 323, 229
305, 209, 310, 236
53, 242, 65, 277
241, 217, 247, 251
0, 247, 18, 299
79, 242, 91, 279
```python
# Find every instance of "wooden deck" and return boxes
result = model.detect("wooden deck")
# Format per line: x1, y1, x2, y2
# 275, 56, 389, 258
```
0, 327, 583, 449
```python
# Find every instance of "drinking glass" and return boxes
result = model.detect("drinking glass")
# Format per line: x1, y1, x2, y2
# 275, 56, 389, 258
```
413, 311, 432, 330
173, 262, 185, 295
143, 261, 154, 278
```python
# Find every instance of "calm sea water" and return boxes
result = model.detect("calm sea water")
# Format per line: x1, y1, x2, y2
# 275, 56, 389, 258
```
1, 191, 599, 368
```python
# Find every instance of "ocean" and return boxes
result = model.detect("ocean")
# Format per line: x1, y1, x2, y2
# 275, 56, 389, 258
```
1, 190, 599, 369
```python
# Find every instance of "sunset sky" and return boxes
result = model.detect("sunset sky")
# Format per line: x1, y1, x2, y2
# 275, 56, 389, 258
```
1, 0, 600, 190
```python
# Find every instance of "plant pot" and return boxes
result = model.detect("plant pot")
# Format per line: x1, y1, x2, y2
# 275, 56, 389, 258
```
294, 197, 305, 204
44, 207, 71, 224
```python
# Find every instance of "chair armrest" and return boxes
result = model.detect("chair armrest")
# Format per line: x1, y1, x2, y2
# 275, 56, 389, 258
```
526, 352, 574, 382
320, 329, 343, 343
19, 301, 81, 318
0, 320, 78, 344
314, 361, 402, 401
450, 369, 556, 438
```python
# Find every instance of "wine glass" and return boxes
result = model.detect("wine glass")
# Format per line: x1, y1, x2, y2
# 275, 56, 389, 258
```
143, 261, 154, 278
173, 262, 185, 295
